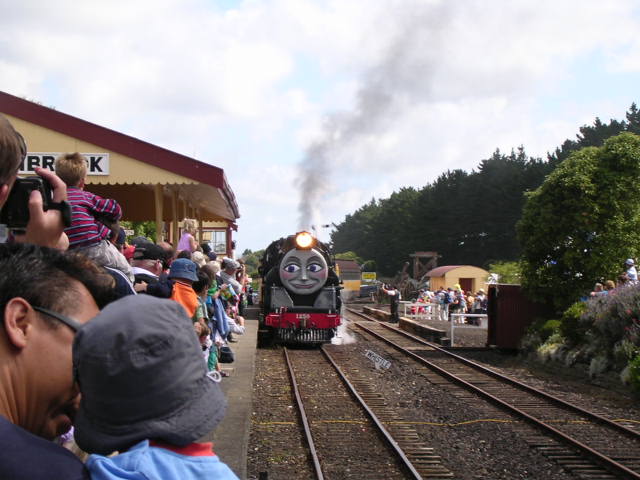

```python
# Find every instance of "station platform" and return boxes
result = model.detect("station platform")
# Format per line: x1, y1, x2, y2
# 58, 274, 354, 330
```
203, 306, 259, 479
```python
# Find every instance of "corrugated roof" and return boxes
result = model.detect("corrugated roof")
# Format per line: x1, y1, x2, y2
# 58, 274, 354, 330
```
426, 265, 466, 277
335, 259, 361, 273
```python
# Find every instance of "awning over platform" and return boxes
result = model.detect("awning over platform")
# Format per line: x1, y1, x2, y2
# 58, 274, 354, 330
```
0, 91, 239, 244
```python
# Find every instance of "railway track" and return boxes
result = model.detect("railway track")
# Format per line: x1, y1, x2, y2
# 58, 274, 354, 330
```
346, 308, 640, 479
284, 347, 453, 479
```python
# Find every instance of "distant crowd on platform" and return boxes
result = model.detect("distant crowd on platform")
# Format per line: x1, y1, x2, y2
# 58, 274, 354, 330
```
415, 286, 488, 324
381, 282, 488, 325
0, 114, 238, 479
589, 258, 639, 298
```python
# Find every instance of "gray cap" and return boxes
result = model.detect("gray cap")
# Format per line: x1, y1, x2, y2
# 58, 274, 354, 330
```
72, 295, 226, 455
221, 258, 239, 270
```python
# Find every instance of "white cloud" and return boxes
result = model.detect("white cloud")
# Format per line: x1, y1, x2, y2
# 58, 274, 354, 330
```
1, 0, 640, 252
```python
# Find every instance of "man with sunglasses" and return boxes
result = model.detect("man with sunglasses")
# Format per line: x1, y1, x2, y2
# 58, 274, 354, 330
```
131, 241, 172, 297
0, 243, 114, 479
0, 114, 68, 249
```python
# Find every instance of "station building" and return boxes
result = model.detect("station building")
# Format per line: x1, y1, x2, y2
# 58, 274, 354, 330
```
0, 91, 240, 255
335, 259, 361, 300
426, 265, 490, 293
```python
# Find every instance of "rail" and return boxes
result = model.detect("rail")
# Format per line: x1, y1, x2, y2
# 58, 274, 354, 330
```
284, 347, 433, 479
283, 347, 324, 480
348, 313, 640, 479
321, 346, 427, 479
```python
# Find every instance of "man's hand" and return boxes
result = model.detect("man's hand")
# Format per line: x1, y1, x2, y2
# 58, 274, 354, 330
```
19, 168, 68, 249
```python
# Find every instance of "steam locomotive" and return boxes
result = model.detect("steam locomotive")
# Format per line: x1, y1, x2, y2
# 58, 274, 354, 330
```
257, 231, 342, 346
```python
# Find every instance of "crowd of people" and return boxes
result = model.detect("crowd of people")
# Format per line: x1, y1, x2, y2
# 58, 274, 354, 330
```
389, 285, 488, 325
589, 258, 639, 298
0, 114, 240, 479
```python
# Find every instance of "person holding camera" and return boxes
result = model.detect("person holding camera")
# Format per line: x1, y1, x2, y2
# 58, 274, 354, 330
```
381, 284, 401, 323
0, 115, 69, 249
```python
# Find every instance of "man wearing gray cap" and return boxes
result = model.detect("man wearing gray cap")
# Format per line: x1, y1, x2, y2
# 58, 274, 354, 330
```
73, 295, 237, 479
220, 257, 242, 293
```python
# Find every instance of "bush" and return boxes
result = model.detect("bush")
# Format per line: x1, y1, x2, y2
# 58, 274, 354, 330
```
519, 317, 562, 355
613, 340, 639, 367
559, 301, 588, 346
537, 332, 566, 363
540, 319, 562, 342
629, 354, 640, 392
581, 285, 640, 354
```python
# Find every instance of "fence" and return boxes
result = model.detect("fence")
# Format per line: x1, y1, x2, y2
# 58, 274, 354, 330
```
401, 301, 440, 319
449, 313, 488, 347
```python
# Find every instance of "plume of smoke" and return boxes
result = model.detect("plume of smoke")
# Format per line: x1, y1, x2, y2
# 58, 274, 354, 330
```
297, 1, 453, 231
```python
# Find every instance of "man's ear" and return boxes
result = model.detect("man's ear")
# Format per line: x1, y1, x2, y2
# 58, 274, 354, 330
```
0, 183, 10, 209
3, 298, 32, 349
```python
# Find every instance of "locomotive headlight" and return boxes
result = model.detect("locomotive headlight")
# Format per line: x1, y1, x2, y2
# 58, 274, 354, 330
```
295, 231, 315, 249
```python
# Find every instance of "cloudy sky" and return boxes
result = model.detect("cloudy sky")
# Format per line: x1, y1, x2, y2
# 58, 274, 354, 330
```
2, 0, 640, 252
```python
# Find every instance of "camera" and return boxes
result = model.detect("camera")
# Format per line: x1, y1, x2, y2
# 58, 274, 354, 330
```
0, 176, 53, 230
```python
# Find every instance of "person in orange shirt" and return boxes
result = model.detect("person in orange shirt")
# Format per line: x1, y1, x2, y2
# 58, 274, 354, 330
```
168, 258, 199, 319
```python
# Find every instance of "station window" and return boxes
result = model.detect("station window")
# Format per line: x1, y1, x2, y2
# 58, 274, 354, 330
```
209, 230, 227, 254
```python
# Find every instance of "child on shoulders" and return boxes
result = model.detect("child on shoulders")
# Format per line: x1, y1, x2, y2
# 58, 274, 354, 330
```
72, 295, 238, 480
54, 153, 132, 281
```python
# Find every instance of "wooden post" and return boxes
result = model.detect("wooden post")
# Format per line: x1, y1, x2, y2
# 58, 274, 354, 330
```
154, 184, 164, 242
197, 210, 203, 244
172, 190, 179, 244
226, 224, 232, 258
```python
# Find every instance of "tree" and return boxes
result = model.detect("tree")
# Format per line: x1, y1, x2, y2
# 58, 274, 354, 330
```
240, 249, 264, 277
487, 261, 521, 285
121, 221, 157, 242
548, 116, 626, 166
368, 187, 419, 275
334, 251, 363, 264
331, 198, 380, 260
518, 133, 640, 311
330, 102, 640, 281
626, 103, 640, 135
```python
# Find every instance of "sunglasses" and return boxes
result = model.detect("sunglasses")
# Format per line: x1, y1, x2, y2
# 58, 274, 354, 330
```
32, 305, 83, 332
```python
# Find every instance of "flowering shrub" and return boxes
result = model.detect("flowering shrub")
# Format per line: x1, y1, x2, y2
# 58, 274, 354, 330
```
522, 286, 640, 388
630, 355, 640, 392
578, 285, 640, 360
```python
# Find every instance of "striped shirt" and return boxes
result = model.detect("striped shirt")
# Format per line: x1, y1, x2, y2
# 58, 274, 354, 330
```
66, 186, 122, 249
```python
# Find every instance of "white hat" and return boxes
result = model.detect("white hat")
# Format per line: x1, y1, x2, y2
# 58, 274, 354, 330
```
626, 258, 635, 266
191, 251, 206, 268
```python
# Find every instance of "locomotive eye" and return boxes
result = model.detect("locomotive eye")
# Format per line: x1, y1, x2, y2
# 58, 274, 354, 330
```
283, 263, 300, 273
307, 263, 324, 273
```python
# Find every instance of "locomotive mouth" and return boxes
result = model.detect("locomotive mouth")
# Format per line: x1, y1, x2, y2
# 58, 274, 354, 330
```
291, 283, 315, 289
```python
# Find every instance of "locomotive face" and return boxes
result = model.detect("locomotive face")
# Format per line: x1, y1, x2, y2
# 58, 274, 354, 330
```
279, 248, 328, 295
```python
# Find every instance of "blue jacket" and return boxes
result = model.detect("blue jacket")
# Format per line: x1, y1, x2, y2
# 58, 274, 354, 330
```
86, 440, 238, 480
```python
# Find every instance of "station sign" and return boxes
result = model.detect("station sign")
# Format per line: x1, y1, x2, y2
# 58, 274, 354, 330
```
361, 272, 377, 282
19, 153, 110, 176
364, 349, 391, 370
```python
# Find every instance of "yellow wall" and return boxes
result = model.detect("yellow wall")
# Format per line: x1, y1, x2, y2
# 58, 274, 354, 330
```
429, 266, 489, 293
202, 220, 228, 228
6, 114, 196, 185
342, 279, 361, 292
